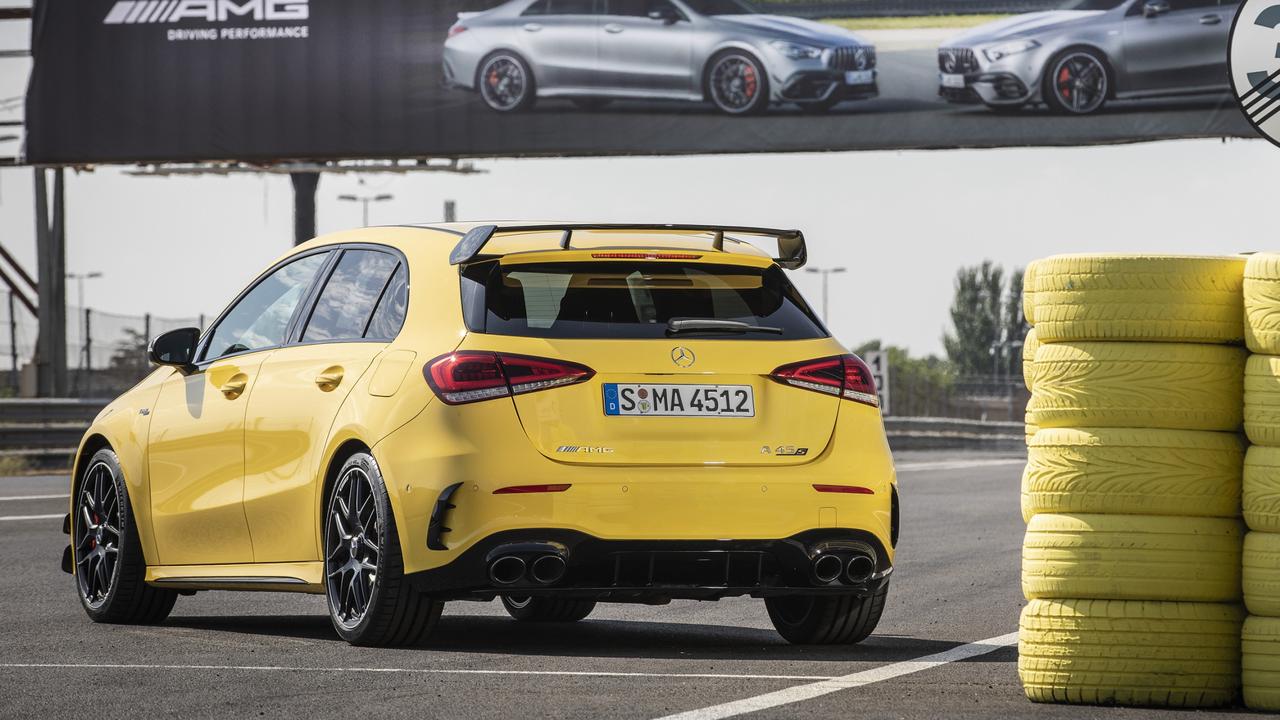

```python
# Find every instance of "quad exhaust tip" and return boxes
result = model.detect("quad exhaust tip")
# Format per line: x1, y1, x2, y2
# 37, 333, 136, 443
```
812, 554, 843, 584
489, 555, 526, 585
845, 553, 875, 583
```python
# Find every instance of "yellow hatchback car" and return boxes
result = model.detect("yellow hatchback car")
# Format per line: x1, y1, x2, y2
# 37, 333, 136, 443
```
62, 223, 898, 646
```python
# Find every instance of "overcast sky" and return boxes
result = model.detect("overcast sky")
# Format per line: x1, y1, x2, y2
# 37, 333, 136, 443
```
0, 11, 1274, 357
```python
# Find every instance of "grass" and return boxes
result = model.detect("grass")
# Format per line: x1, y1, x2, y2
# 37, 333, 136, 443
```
0, 454, 30, 476
824, 14, 1010, 30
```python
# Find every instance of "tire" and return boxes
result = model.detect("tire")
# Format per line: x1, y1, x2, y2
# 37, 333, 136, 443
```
1031, 254, 1246, 344
1246, 354, 1280, 446
1022, 328, 1039, 391
1245, 532, 1280, 618
1021, 513, 1242, 602
705, 50, 769, 115
1019, 599, 1242, 708
1042, 47, 1110, 115
570, 97, 612, 111
765, 582, 888, 645
1023, 260, 1039, 326
477, 51, 536, 113
1244, 615, 1280, 711
1247, 446, 1280, 532
1020, 428, 1243, 522
324, 451, 442, 646
73, 448, 178, 624
1245, 252, 1280, 354
501, 595, 596, 622
1028, 342, 1245, 432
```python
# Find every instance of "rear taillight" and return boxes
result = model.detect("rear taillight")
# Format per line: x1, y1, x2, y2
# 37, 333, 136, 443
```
770, 354, 879, 407
447, 24, 468, 38
425, 352, 594, 405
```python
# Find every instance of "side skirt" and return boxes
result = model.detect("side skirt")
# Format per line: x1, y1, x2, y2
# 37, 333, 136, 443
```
146, 561, 325, 594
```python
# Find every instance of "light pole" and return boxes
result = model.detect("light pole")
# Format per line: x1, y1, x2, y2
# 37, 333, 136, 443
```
805, 266, 846, 324
338, 193, 393, 227
66, 271, 103, 387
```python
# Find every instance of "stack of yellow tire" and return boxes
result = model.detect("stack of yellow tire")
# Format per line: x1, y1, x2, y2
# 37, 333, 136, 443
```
1018, 254, 1248, 708
1243, 254, 1280, 711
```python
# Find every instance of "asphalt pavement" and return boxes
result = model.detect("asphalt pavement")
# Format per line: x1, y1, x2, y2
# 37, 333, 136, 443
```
0, 450, 1259, 719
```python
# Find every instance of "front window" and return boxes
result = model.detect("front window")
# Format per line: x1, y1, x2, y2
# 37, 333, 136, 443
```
522, 0, 598, 16
465, 260, 826, 340
202, 252, 329, 361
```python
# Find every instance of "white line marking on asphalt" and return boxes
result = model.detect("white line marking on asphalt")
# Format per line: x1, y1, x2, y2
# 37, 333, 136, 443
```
0, 494, 68, 502
652, 631, 1020, 720
896, 459, 1024, 472
0, 514, 63, 522
0, 663, 834, 682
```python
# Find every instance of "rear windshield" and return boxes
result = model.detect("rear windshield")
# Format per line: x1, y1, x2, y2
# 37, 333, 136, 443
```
462, 261, 826, 340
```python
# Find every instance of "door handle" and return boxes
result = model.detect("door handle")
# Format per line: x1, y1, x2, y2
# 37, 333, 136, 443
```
604, 23, 624, 33
1199, 14, 1221, 24
220, 374, 248, 399
522, 22, 542, 32
315, 366, 344, 392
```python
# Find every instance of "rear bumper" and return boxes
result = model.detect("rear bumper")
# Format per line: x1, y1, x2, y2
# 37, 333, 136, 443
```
407, 528, 892, 601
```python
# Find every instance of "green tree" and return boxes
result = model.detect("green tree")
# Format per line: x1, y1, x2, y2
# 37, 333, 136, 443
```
943, 261, 1004, 376
1004, 267, 1030, 376
852, 340, 955, 417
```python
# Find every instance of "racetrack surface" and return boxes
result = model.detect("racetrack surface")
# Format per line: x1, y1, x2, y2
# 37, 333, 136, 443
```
0, 450, 1255, 719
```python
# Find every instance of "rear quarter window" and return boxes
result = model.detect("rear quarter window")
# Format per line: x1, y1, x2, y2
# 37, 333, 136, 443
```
462, 260, 826, 340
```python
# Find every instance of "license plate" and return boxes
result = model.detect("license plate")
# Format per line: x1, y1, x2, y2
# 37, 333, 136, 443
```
940, 73, 966, 89
844, 70, 873, 85
603, 383, 755, 417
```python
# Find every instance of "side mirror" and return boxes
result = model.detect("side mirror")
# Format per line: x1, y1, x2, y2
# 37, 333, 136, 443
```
1143, 0, 1170, 17
648, 6, 680, 24
149, 327, 201, 371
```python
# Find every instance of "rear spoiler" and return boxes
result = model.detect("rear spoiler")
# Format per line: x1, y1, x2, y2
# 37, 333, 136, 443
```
447, 224, 808, 270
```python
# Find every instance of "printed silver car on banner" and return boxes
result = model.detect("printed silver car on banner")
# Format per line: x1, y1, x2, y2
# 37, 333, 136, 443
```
443, 0, 878, 115
938, 0, 1236, 114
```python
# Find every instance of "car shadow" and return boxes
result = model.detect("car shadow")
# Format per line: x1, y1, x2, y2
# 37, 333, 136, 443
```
950, 93, 1240, 119
164, 613, 1012, 664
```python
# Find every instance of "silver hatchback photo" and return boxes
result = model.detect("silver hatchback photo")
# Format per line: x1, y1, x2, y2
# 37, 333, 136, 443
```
937, 0, 1236, 114
443, 0, 878, 115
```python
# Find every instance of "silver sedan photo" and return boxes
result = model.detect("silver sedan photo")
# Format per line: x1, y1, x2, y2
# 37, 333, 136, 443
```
937, 0, 1236, 114
442, 0, 878, 115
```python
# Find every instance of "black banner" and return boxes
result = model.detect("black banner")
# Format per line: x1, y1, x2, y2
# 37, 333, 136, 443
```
26, 0, 1254, 165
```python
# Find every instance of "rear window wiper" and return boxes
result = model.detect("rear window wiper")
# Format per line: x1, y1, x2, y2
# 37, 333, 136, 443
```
667, 318, 784, 335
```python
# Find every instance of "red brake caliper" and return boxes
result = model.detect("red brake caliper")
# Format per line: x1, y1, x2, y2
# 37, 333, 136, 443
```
1058, 66, 1071, 100
743, 65, 757, 99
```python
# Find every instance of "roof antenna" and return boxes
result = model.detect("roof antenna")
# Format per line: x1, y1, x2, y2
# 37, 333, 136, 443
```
712, 229, 724, 251
560, 229, 573, 249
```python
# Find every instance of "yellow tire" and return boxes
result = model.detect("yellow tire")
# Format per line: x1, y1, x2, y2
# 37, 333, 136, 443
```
1022, 513, 1242, 602
1245, 532, 1280, 618
1023, 260, 1039, 326
1032, 254, 1244, 344
1246, 355, 1280, 446
1245, 615, 1280, 711
1029, 342, 1245, 432
1025, 411, 1038, 446
1019, 598, 1242, 708
1245, 253, 1280, 355
1247, 446, 1280, 533
1021, 428, 1243, 523
1022, 328, 1039, 391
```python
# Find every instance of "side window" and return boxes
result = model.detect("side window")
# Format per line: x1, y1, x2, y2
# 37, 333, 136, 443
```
606, 0, 676, 16
203, 252, 329, 361
302, 249, 399, 343
365, 264, 409, 340
524, 0, 596, 15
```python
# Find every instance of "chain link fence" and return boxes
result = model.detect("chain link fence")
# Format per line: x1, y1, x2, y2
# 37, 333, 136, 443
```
1, 291, 205, 398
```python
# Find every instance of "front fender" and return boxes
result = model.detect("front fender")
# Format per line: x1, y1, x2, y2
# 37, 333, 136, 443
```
72, 369, 170, 565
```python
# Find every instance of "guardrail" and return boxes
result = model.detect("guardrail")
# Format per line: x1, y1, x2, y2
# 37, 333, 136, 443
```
0, 401, 1024, 473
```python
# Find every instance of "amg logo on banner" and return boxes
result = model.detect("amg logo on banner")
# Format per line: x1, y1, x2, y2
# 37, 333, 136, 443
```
103, 0, 309, 24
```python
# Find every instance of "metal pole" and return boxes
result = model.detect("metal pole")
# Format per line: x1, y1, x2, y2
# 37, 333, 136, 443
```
7, 291, 16, 394
821, 273, 829, 324
198, 313, 205, 331
362, 198, 370, 228
291, 172, 320, 246
84, 307, 91, 398
144, 313, 152, 367
444, 200, 456, 223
